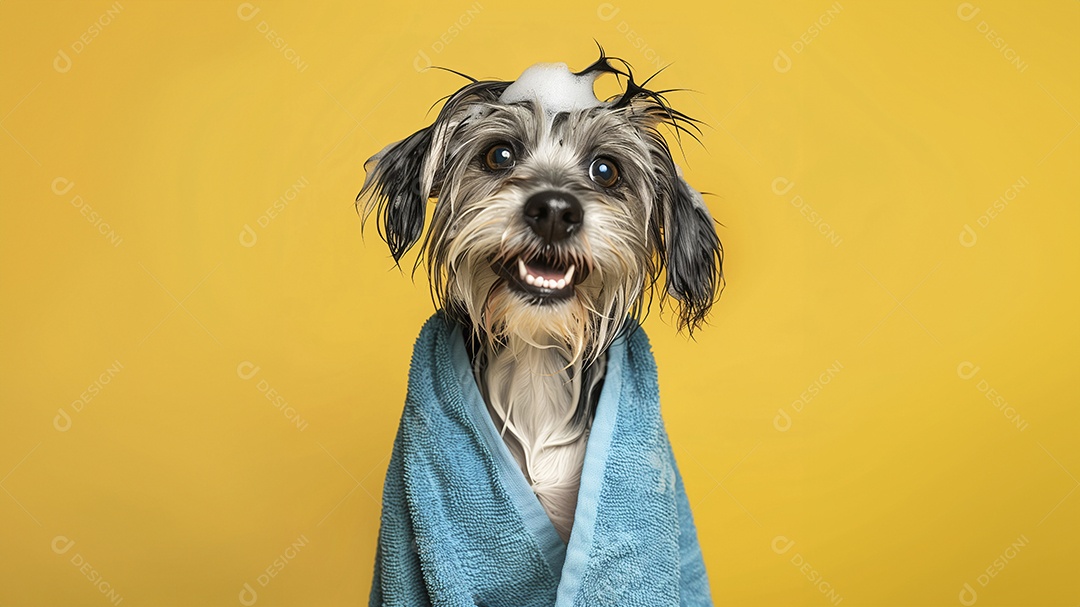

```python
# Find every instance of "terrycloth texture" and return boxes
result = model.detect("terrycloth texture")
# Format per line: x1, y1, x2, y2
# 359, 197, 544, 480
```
371, 312, 712, 607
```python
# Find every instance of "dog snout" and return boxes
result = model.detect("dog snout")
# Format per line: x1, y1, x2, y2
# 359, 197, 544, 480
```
523, 190, 582, 243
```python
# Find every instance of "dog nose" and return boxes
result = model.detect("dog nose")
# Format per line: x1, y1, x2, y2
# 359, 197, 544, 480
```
523, 190, 583, 243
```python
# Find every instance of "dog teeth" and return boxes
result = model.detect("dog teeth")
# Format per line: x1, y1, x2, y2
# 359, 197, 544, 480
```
517, 260, 576, 290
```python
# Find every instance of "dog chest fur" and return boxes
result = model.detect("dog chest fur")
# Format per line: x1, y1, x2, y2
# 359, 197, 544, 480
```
473, 334, 606, 542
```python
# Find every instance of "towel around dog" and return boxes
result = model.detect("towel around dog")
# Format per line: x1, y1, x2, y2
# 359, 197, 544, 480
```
370, 312, 712, 606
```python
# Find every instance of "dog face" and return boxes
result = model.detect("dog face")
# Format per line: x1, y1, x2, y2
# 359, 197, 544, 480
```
359, 54, 723, 362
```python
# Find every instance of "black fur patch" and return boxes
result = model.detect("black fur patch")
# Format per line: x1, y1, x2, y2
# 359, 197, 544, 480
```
359, 126, 434, 263
663, 179, 724, 333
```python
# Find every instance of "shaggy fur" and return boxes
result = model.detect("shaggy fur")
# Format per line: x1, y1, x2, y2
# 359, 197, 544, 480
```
358, 50, 723, 540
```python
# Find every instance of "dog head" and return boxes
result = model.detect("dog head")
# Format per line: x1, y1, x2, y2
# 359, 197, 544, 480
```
358, 52, 723, 362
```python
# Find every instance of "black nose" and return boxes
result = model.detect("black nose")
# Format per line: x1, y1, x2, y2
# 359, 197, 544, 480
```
523, 190, 583, 243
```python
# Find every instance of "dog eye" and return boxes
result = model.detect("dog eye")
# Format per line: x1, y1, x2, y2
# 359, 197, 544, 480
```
589, 157, 619, 187
484, 144, 515, 170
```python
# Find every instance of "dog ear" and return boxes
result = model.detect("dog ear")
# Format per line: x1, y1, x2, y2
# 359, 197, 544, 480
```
357, 125, 440, 264
356, 78, 511, 264
661, 166, 724, 333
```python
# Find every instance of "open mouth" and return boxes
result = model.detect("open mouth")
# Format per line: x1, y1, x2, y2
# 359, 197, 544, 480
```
495, 251, 585, 302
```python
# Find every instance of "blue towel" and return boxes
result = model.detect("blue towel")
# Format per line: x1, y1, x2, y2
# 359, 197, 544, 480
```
371, 312, 712, 606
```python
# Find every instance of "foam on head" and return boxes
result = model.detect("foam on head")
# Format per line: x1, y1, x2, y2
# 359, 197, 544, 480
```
498, 62, 606, 116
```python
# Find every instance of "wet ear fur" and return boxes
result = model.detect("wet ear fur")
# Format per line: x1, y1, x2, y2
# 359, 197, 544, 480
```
356, 77, 511, 264
357, 127, 438, 263
660, 165, 724, 333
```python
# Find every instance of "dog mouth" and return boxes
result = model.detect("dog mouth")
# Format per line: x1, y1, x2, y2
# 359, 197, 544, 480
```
494, 250, 586, 303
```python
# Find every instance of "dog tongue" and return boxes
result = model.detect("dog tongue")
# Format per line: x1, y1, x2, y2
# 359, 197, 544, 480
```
499, 63, 604, 117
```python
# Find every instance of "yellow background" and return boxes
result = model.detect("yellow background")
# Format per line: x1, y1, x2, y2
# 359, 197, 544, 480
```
1, 1, 1077, 605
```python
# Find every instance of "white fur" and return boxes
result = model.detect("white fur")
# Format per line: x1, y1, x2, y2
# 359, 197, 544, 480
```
474, 327, 606, 542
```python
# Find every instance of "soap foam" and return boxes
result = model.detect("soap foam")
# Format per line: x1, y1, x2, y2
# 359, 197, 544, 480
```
498, 62, 606, 116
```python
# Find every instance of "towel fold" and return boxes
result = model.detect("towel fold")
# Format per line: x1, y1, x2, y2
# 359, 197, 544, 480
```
370, 312, 712, 606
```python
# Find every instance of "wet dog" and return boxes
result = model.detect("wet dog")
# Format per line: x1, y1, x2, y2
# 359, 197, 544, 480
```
358, 52, 723, 541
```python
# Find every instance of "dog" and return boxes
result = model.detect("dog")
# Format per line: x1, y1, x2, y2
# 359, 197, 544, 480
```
358, 51, 723, 543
